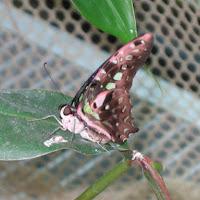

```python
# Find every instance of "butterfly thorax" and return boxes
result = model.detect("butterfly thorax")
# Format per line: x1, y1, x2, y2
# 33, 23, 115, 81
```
59, 104, 111, 143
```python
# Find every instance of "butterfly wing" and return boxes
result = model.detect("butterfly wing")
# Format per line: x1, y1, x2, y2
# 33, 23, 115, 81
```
76, 34, 154, 143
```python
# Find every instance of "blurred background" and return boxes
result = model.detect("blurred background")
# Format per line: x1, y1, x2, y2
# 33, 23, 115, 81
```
0, 0, 199, 199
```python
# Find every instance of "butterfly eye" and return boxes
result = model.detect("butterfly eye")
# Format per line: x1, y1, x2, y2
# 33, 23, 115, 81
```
63, 107, 72, 116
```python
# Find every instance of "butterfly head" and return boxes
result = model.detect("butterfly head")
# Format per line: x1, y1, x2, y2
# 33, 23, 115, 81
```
59, 104, 74, 119
59, 104, 85, 133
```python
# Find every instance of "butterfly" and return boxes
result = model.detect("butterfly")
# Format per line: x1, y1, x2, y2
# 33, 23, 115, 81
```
57, 33, 153, 144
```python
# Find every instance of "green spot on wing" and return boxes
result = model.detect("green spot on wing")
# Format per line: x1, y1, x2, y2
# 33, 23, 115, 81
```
92, 112, 100, 120
102, 69, 106, 74
83, 98, 100, 119
83, 102, 92, 114
79, 93, 83, 102
113, 72, 123, 81
96, 77, 101, 81
105, 105, 109, 110
106, 83, 116, 90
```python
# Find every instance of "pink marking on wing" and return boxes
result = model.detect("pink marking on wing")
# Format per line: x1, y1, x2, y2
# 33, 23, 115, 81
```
92, 90, 110, 108
94, 67, 106, 79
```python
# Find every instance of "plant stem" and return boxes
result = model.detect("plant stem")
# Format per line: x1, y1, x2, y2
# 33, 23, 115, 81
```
75, 158, 131, 200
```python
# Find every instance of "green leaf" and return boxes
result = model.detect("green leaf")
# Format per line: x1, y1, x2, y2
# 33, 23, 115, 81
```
139, 156, 171, 200
72, 0, 137, 43
144, 64, 163, 95
151, 161, 163, 176
0, 89, 116, 160
196, 0, 200, 5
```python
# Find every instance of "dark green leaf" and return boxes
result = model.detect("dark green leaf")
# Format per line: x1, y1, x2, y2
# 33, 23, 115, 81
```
72, 0, 137, 43
0, 89, 116, 160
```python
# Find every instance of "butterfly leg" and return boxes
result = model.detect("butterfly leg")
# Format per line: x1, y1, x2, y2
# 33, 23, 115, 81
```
27, 115, 63, 127
68, 117, 76, 148
42, 126, 61, 142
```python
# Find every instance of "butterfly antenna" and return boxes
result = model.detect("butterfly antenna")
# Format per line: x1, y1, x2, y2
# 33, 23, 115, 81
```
43, 62, 67, 102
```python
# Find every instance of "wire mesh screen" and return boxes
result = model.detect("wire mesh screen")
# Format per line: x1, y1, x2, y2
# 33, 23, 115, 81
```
0, 0, 199, 199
